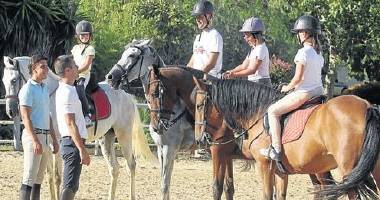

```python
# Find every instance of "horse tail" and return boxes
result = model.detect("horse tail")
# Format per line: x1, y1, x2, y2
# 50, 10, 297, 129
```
317, 106, 380, 199
131, 102, 157, 163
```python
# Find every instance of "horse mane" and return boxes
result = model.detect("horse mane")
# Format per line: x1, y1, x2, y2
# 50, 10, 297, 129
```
208, 79, 281, 130
342, 82, 380, 105
159, 66, 218, 81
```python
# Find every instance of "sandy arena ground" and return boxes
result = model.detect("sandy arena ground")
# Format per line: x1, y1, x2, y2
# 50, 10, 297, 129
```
0, 150, 339, 200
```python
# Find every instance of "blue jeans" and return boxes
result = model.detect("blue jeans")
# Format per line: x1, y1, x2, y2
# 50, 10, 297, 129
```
60, 137, 83, 192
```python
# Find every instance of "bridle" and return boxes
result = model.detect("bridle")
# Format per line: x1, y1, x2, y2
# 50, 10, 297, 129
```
4, 59, 27, 101
146, 69, 186, 131
115, 46, 185, 132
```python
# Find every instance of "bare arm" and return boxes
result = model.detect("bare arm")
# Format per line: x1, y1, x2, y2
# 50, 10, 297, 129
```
282, 62, 304, 92
187, 54, 194, 68
232, 57, 262, 78
77, 55, 94, 74
49, 118, 59, 154
64, 113, 90, 165
20, 105, 42, 154
203, 52, 219, 73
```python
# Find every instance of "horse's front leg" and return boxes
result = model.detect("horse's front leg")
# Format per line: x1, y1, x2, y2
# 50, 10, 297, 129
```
274, 173, 288, 200
224, 158, 234, 200
211, 148, 225, 200
257, 160, 275, 200
160, 145, 178, 200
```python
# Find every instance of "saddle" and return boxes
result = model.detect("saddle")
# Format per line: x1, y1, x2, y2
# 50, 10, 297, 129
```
263, 95, 326, 144
85, 73, 112, 121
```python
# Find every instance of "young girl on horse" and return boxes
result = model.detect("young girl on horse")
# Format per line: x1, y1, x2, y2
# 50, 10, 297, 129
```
260, 15, 324, 161
223, 17, 271, 86
71, 20, 95, 127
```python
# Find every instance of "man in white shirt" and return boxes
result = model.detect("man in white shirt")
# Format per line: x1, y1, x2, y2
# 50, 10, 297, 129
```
187, 0, 223, 78
54, 55, 90, 200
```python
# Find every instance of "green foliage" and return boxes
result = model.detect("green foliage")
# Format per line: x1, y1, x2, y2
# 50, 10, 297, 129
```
0, 0, 78, 62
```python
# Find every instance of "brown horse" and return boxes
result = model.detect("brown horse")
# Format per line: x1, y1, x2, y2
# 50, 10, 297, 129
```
193, 78, 380, 199
140, 66, 339, 200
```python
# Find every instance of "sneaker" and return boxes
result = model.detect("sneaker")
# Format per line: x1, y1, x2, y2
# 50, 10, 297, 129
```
85, 115, 94, 128
259, 146, 281, 161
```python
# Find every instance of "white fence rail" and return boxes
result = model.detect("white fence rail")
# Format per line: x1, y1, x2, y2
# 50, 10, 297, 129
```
0, 98, 150, 152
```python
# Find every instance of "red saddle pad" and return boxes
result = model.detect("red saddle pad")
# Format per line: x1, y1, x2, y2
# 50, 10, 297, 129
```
282, 105, 320, 144
90, 88, 111, 120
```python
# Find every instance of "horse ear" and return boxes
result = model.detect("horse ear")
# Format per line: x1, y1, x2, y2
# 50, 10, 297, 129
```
193, 76, 206, 91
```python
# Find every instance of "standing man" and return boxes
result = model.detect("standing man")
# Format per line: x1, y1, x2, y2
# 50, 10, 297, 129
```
19, 54, 59, 200
54, 55, 90, 200
187, 0, 223, 78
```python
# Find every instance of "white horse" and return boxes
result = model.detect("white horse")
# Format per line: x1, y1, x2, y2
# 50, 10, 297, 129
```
107, 40, 196, 200
2, 56, 156, 200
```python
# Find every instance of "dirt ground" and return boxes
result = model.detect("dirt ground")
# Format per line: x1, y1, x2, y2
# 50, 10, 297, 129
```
0, 150, 338, 200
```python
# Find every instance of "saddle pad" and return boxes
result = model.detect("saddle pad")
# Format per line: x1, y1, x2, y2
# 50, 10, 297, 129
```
282, 105, 320, 144
90, 88, 111, 120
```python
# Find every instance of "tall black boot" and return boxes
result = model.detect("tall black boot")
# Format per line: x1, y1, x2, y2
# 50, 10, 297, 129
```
75, 78, 90, 115
60, 188, 75, 200
20, 184, 32, 200
30, 184, 41, 200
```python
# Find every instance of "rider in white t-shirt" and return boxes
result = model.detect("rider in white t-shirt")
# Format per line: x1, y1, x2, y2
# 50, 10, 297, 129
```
187, 0, 223, 78
71, 20, 95, 127
260, 15, 324, 161
223, 17, 271, 86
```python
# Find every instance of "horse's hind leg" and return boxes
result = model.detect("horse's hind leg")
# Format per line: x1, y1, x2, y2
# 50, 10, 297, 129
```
274, 173, 288, 200
99, 130, 121, 200
115, 127, 136, 200
311, 172, 336, 200
224, 158, 234, 200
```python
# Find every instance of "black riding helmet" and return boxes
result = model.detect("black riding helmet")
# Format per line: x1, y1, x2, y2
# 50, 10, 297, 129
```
291, 15, 321, 35
191, 0, 214, 16
75, 20, 93, 35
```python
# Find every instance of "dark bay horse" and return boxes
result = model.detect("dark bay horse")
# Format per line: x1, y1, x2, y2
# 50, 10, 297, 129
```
193, 78, 380, 199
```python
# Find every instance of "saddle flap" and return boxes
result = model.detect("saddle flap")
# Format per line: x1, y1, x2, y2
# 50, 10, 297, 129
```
90, 88, 111, 120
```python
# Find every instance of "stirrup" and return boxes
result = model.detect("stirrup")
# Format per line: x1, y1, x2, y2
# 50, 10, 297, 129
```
259, 146, 281, 161
85, 115, 94, 128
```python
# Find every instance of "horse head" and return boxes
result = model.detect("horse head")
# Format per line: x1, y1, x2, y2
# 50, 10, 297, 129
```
192, 78, 222, 146
2, 56, 30, 118
145, 68, 178, 135
107, 39, 165, 97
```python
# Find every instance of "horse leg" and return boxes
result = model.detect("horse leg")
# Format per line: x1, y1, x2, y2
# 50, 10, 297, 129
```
99, 131, 121, 200
310, 172, 336, 200
274, 173, 288, 200
223, 158, 234, 200
257, 161, 275, 200
160, 145, 179, 200
211, 148, 225, 200
115, 128, 136, 200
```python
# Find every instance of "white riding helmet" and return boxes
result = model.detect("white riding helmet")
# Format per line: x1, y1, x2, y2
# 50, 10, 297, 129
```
239, 17, 265, 33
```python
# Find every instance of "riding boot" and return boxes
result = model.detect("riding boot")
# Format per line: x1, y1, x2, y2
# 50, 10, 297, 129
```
76, 79, 93, 127
19, 184, 32, 200
60, 188, 75, 200
30, 184, 41, 200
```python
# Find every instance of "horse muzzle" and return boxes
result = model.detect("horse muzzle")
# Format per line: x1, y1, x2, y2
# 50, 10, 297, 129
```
6, 99, 19, 118
196, 131, 211, 149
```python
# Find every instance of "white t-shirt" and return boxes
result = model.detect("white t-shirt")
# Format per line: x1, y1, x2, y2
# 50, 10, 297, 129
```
294, 44, 324, 92
71, 44, 95, 77
247, 43, 270, 81
56, 82, 87, 139
192, 28, 223, 77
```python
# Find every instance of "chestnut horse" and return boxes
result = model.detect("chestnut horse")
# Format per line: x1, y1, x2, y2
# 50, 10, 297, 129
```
193, 78, 380, 199
108, 50, 339, 199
